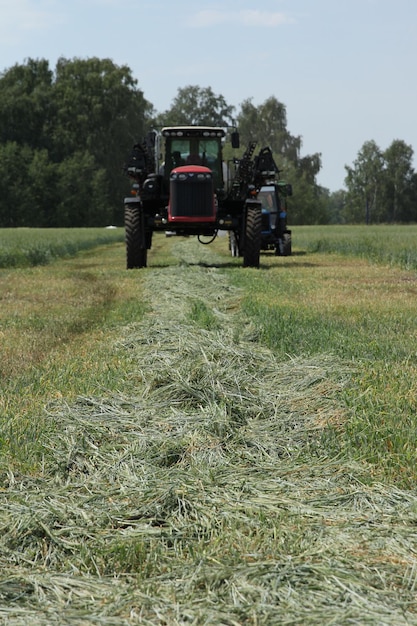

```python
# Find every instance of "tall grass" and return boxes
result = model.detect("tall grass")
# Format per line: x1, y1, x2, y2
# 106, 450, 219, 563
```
0, 227, 124, 267
295, 224, 417, 270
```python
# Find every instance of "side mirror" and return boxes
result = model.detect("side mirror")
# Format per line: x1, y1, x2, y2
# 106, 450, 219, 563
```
286, 184, 293, 197
231, 131, 240, 149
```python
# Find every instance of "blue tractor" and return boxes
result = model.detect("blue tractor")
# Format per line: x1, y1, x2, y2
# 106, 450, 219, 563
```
258, 181, 292, 256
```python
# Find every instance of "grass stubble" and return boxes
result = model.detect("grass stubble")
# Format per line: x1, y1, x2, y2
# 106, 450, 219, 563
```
1, 231, 417, 623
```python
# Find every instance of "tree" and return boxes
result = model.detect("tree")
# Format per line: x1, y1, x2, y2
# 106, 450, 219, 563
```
383, 140, 415, 222
237, 97, 301, 163
55, 152, 111, 227
324, 189, 349, 224
344, 139, 417, 223
344, 140, 385, 223
0, 57, 152, 226
0, 59, 54, 150
52, 57, 153, 218
26, 149, 58, 227
155, 85, 235, 127
236, 96, 325, 224
0, 142, 34, 226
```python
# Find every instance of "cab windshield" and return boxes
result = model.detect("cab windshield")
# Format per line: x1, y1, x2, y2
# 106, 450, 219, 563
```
258, 186, 278, 229
258, 186, 278, 212
165, 138, 223, 186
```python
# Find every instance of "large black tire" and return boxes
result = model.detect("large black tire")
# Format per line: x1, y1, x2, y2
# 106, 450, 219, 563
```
125, 205, 147, 269
243, 204, 262, 268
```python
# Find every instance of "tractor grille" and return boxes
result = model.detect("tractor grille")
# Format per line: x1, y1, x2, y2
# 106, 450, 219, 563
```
169, 170, 214, 220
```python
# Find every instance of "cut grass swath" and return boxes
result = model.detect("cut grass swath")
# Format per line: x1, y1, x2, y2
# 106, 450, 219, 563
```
2, 237, 417, 623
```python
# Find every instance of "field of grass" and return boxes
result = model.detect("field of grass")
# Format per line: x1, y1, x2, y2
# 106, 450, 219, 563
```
1, 226, 417, 624
229, 230, 417, 486
0, 227, 124, 267
295, 223, 417, 270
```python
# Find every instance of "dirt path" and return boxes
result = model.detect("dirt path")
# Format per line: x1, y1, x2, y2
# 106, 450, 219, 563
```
1, 238, 417, 624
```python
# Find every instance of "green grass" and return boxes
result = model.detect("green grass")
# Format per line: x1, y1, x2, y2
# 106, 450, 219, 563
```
187, 298, 221, 330
2, 228, 417, 623
295, 223, 417, 270
224, 227, 417, 486
0, 241, 148, 471
0, 227, 124, 267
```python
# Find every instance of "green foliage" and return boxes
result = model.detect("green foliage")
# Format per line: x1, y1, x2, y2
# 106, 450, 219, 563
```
0, 142, 35, 226
322, 188, 348, 224
237, 97, 326, 224
0, 59, 54, 149
3, 56, 416, 229
155, 85, 235, 127
0, 57, 152, 227
383, 139, 416, 221
284, 161, 328, 224
237, 96, 299, 161
344, 139, 417, 223
55, 152, 112, 227
52, 57, 153, 213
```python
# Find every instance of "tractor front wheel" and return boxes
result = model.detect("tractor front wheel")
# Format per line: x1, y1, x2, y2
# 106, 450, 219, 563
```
125, 204, 147, 269
243, 204, 262, 268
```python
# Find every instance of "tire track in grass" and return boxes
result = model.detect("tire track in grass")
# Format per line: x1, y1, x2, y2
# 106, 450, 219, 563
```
2, 238, 417, 624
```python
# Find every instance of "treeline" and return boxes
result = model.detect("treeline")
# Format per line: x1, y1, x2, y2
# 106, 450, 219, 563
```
332, 139, 417, 224
0, 58, 150, 227
0, 57, 327, 227
0, 57, 416, 226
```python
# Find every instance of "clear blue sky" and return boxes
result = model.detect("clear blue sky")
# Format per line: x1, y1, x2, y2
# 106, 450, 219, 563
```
1, 0, 416, 191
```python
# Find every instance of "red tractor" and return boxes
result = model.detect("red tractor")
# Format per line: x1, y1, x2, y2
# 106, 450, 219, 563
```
123, 126, 290, 268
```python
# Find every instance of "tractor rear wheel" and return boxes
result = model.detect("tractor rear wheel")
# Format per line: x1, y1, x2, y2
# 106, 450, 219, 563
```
125, 204, 147, 268
275, 231, 292, 257
243, 204, 262, 268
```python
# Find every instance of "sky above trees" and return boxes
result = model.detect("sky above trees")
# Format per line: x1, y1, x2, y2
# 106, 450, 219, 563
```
0, 0, 416, 191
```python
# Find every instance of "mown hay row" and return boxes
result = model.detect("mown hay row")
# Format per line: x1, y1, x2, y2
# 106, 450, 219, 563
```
2, 237, 417, 624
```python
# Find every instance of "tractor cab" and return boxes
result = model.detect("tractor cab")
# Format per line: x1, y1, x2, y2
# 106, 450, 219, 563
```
162, 127, 226, 191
